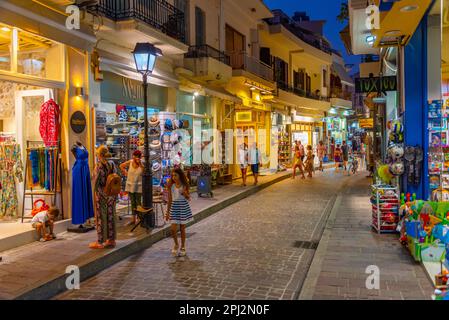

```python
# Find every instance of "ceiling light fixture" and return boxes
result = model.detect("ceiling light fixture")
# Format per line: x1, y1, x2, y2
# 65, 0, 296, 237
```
1, 27, 10, 32
366, 35, 376, 46
385, 30, 401, 36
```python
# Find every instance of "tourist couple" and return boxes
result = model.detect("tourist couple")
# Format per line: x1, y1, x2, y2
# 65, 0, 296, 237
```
238, 141, 262, 186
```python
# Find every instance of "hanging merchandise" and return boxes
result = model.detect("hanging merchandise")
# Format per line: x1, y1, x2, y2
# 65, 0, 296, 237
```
27, 147, 58, 191
415, 146, 424, 185
0, 138, 24, 218
405, 146, 416, 185
71, 143, 95, 225
39, 99, 60, 147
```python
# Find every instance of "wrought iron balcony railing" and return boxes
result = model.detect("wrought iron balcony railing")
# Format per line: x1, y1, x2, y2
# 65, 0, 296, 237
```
277, 80, 330, 102
185, 45, 230, 66
89, 0, 186, 44
228, 51, 273, 82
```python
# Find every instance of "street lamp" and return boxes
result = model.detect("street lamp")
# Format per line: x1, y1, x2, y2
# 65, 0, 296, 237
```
132, 43, 162, 228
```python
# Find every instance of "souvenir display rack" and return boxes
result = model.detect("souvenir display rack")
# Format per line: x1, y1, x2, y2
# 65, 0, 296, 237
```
278, 129, 291, 169
371, 184, 400, 233
428, 99, 449, 201
22, 140, 64, 222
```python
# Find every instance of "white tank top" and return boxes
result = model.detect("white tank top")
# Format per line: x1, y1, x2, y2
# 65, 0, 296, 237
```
125, 162, 143, 193
171, 184, 186, 201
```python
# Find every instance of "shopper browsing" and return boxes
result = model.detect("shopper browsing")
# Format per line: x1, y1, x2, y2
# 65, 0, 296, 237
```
120, 150, 144, 226
249, 142, 262, 186
238, 141, 249, 186
334, 144, 343, 173
305, 145, 315, 178
317, 141, 326, 172
341, 140, 349, 171
165, 168, 193, 257
292, 141, 306, 180
31, 206, 60, 242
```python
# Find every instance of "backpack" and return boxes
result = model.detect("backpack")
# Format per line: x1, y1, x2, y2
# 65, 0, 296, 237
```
103, 162, 121, 197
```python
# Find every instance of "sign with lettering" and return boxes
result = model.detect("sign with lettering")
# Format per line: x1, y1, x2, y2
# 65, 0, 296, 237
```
70, 111, 86, 134
100, 72, 167, 108
355, 76, 397, 94
359, 118, 374, 129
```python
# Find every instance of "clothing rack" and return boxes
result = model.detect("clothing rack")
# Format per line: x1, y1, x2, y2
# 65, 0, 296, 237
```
21, 140, 64, 222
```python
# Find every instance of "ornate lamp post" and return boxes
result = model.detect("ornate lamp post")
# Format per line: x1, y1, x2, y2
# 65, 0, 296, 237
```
132, 43, 162, 227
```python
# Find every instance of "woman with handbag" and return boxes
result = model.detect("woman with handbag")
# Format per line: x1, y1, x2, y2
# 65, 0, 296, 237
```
90, 145, 119, 249
292, 141, 305, 180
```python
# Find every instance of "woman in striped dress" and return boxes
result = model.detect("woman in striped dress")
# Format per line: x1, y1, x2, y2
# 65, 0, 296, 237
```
165, 168, 193, 257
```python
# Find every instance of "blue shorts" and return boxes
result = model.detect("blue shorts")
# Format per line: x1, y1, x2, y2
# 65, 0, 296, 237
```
251, 164, 259, 174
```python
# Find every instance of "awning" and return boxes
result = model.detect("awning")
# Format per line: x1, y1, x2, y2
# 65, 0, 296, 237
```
0, 0, 96, 51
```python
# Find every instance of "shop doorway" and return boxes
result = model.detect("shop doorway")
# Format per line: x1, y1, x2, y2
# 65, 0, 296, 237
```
14, 89, 54, 217
15, 89, 53, 162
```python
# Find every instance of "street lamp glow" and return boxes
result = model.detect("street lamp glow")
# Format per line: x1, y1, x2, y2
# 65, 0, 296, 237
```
132, 43, 162, 76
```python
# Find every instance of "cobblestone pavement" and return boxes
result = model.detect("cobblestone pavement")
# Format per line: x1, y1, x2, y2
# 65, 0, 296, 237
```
56, 170, 433, 300
300, 174, 434, 300
57, 170, 349, 300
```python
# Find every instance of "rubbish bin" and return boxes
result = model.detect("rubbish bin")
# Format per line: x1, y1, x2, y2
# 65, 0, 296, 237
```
197, 176, 213, 198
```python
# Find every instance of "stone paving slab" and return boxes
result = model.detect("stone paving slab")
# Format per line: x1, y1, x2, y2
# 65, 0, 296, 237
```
299, 174, 434, 300
56, 170, 350, 300
0, 171, 292, 300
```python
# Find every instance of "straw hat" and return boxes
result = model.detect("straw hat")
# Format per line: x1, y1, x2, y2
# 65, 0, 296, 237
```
149, 116, 160, 127
96, 145, 112, 159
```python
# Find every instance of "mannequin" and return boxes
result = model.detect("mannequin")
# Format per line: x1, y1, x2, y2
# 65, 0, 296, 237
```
68, 141, 95, 233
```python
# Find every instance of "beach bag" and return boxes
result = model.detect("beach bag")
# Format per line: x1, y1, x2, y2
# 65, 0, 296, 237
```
31, 199, 49, 217
103, 162, 121, 197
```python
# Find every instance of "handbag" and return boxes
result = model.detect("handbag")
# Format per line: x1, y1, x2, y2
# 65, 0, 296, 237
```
31, 199, 49, 217
103, 162, 121, 197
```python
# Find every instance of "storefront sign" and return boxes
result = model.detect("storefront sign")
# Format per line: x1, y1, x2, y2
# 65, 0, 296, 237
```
100, 72, 167, 108
236, 111, 252, 122
70, 111, 86, 134
359, 118, 374, 128
355, 76, 397, 94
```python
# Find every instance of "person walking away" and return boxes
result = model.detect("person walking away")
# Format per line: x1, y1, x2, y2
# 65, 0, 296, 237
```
249, 142, 262, 185
305, 145, 314, 178
292, 141, 306, 179
317, 141, 326, 172
238, 141, 249, 186
298, 140, 305, 162
165, 168, 193, 257
90, 145, 119, 249
341, 140, 349, 171
120, 150, 144, 226
330, 138, 335, 161
334, 144, 343, 173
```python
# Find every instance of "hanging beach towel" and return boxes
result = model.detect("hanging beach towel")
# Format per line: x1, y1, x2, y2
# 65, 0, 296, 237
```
39, 99, 60, 147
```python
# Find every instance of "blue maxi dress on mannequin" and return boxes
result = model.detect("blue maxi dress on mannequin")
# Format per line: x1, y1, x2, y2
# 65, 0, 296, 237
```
72, 145, 94, 224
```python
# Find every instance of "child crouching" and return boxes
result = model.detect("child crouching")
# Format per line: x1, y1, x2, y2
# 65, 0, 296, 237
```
31, 206, 60, 242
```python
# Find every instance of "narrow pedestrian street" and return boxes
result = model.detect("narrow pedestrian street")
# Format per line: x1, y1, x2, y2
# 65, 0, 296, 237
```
56, 170, 433, 300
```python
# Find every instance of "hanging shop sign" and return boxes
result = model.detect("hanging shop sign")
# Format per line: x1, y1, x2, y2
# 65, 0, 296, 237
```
100, 72, 167, 108
70, 111, 86, 134
359, 118, 374, 129
355, 75, 397, 94
236, 111, 252, 122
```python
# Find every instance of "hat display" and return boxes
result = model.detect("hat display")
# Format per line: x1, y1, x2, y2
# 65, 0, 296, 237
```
118, 109, 129, 122
150, 126, 161, 136
152, 162, 161, 172
150, 140, 161, 149
149, 116, 160, 127
164, 118, 173, 131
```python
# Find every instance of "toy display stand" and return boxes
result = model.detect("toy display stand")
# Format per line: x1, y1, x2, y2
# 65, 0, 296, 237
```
371, 184, 399, 234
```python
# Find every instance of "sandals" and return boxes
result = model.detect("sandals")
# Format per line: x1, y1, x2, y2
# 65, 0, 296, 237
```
179, 248, 186, 257
172, 246, 179, 257
104, 240, 116, 248
89, 242, 105, 249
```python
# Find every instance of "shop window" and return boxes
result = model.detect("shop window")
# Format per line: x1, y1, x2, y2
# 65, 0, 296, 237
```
0, 24, 11, 72
17, 29, 63, 81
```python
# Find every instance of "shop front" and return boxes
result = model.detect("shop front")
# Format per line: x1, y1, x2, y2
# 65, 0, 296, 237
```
0, 20, 93, 250
270, 106, 292, 171
324, 113, 348, 160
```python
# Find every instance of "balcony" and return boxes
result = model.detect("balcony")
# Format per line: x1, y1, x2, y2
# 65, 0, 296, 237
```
277, 80, 330, 102
88, 0, 186, 44
228, 51, 274, 82
184, 45, 232, 84
185, 45, 230, 65
331, 88, 353, 101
